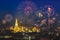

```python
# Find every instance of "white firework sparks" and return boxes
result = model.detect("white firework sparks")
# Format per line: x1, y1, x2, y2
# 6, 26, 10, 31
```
36, 10, 43, 18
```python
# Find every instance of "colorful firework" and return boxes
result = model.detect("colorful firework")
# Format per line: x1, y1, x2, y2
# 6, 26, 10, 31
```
16, 1, 38, 25
24, 5, 33, 16
17, 1, 37, 16
43, 5, 54, 16
36, 10, 43, 18
5, 14, 13, 22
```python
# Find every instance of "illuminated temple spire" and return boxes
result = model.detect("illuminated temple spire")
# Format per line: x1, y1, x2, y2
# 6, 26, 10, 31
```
10, 18, 40, 33
15, 19, 18, 27
13, 18, 20, 33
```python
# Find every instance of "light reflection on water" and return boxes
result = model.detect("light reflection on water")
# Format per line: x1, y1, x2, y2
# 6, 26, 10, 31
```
0, 35, 12, 38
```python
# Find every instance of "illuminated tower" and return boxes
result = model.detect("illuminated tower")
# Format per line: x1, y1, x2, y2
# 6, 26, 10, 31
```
15, 19, 19, 27
13, 19, 20, 33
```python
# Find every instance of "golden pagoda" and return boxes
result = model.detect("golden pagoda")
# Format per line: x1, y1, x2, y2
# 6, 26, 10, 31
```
10, 18, 26, 33
32, 27, 40, 32
13, 19, 20, 33
10, 18, 40, 33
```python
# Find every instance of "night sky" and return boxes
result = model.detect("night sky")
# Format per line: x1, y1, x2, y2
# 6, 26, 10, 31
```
0, 0, 60, 18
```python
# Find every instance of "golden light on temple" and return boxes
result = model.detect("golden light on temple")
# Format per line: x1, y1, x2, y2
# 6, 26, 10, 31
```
10, 18, 40, 33
28, 29, 32, 32
32, 27, 40, 32
13, 19, 20, 33
15, 19, 19, 27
